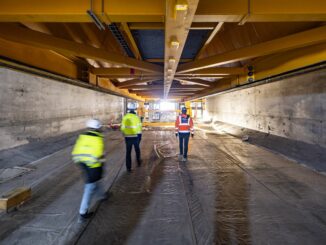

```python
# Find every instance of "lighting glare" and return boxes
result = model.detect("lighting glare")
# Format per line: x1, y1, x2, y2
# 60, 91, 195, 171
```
160, 101, 176, 111
170, 40, 180, 49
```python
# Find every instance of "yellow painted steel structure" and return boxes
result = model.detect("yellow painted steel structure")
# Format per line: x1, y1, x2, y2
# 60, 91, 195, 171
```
178, 25, 326, 73
0, 0, 325, 101
0, 0, 325, 22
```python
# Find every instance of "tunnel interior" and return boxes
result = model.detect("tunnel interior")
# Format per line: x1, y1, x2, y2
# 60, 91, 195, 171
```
0, 0, 326, 244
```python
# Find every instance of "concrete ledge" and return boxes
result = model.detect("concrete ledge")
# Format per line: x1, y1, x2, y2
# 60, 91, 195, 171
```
0, 187, 31, 211
208, 121, 326, 173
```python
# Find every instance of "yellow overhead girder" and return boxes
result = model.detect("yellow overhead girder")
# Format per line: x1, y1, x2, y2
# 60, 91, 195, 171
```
0, 24, 162, 73
177, 25, 326, 73
178, 67, 244, 76
91, 68, 162, 76
164, 0, 200, 98
0, 0, 325, 22
115, 79, 155, 88
174, 78, 212, 87
185, 43, 326, 101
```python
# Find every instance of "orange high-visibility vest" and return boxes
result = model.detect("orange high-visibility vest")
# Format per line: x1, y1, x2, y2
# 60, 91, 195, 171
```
175, 114, 194, 134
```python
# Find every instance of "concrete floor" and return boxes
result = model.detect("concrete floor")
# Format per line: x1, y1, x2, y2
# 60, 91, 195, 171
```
1, 129, 326, 244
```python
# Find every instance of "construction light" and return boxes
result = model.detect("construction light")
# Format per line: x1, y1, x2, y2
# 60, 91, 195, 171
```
170, 40, 180, 49
175, 0, 188, 11
167, 69, 173, 74
168, 58, 176, 64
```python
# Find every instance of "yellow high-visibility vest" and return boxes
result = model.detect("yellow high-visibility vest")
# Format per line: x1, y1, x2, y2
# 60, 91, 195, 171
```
71, 131, 104, 168
120, 113, 142, 137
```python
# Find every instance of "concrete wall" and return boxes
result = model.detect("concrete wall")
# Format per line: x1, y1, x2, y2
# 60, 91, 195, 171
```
206, 68, 326, 148
0, 67, 125, 150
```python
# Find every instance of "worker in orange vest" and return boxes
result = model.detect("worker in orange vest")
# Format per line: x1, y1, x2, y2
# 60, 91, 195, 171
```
175, 107, 194, 162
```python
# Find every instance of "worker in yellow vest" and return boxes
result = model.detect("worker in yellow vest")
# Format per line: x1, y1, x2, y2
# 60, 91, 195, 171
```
121, 106, 142, 172
72, 119, 106, 219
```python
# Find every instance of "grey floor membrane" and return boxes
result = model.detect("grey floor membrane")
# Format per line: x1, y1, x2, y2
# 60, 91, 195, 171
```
1, 129, 326, 245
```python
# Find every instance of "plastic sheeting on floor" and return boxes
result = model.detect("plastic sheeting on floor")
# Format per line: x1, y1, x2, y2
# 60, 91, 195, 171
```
1, 130, 326, 244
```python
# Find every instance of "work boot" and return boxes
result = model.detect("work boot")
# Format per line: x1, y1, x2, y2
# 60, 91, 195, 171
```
80, 211, 94, 219
182, 157, 187, 162
127, 168, 132, 173
178, 155, 183, 161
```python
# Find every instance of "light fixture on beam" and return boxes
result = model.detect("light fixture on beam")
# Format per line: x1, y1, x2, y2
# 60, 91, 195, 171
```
175, 0, 188, 11
170, 37, 180, 49
168, 58, 176, 64
167, 68, 173, 74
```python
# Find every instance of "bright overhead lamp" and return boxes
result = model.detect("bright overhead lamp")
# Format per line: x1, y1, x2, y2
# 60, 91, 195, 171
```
170, 40, 180, 49
167, 69, 173, 74
175, 0, 188, 11
168, 58, 176, 64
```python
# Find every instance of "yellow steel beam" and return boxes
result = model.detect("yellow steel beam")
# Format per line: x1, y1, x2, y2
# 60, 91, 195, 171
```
0, 24, 162, 73
186, 43, 326, 101
174, 78, 213, 87
185, 78, 234, 101
119, 22, 143, 60
0, 38, 80, 79
129, 22, 217, 30
195, 22, 224, 59
128, 84, 205, 90
0, 0, 325, 23
194, 0, 326, 22
253, 42, 326, 82
164, 0, 200, 97
116, 78, 155, 88
145, 58, 192, 63
91, 68, 162, 76
0, 0, 165, 22
178, 25, 326, 73
97, 77, 144, 101
177, 67, 244, 76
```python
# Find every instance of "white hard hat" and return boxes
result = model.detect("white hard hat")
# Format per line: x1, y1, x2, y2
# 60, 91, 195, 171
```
128, 102, 137, 110
86, 119, 102, 129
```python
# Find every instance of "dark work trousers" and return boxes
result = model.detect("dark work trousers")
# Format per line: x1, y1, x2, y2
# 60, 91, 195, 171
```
179, 132, 190, 158
125, 137, 141, 170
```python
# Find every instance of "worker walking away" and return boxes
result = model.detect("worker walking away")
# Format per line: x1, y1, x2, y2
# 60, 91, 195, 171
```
138, 105, 145, 123
121, 105, 142, 172
72, 119, 106, 219
175, 107, 194, 162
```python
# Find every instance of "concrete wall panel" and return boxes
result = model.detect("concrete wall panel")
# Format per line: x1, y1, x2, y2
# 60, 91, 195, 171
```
206, 68, 326, 147
0, 68, 124, 150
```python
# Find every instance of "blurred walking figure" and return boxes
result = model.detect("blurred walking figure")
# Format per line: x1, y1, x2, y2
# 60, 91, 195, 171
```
72, 119, 106, 219
175, 107, 194, 162
121, 105, 142, 172
138, 105, 145, 123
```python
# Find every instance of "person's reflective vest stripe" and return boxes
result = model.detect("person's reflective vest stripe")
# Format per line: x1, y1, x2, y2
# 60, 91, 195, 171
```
121, 113, 142, 137
175, 115, 194, 134
72, 131, 104, 168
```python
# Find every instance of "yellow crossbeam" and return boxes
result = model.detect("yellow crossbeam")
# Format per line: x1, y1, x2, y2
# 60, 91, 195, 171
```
175, 78, 213, 87
116, 79, 155, 88
178, 25, 326, 73
0, 24, 162, 73
91, 68, 162, 76
0, 0, 325, 22
177, 67, 244, 76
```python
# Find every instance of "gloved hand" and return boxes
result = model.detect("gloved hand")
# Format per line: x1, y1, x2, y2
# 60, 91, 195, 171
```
191, 133, 194, 138
175, 133, 178, 138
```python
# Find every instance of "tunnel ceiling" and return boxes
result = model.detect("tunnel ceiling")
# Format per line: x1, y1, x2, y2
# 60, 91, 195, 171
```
0, 0, 325, 101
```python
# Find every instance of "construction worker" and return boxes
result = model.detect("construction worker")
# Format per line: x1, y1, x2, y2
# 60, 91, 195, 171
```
121, 105, 142, 172
175, 107, 194, 162
138, 105, 145, 123
72, 119, 106, 219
